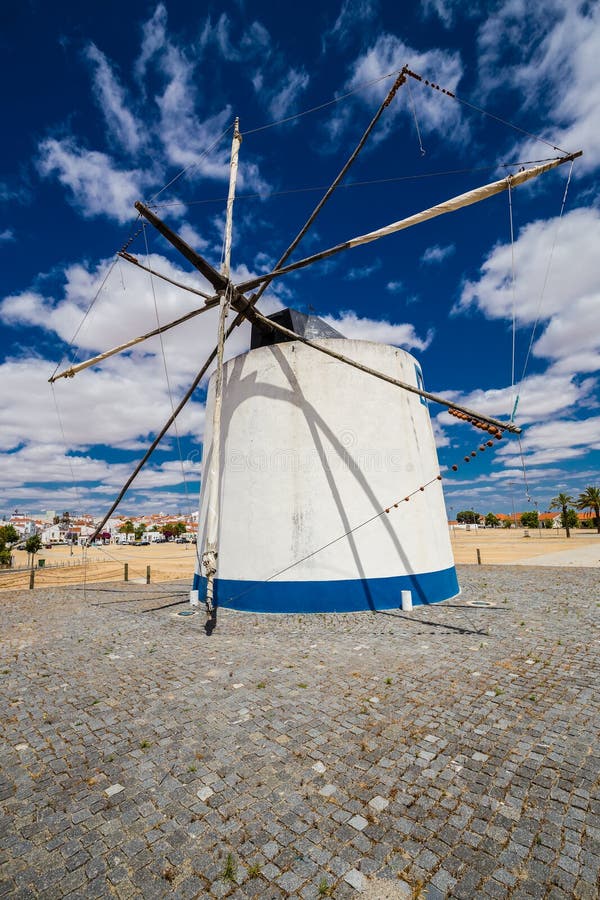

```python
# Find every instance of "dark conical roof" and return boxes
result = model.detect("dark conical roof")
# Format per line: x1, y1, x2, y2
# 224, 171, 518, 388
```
250, 308, 344, 350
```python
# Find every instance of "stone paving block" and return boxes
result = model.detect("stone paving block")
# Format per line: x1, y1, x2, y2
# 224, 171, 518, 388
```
1, 569, 599, 897
344, 867, 366, 891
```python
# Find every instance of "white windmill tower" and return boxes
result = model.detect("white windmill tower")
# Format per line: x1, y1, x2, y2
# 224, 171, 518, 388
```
50, 67, 581, 627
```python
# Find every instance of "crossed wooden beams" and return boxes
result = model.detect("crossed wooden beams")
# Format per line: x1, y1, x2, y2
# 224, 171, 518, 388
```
48, 59, 580, 542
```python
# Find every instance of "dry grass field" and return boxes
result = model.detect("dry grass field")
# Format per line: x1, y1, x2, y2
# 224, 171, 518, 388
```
450, 526, 599, 564
0, 542, 199, 592
1, 528, 597, 593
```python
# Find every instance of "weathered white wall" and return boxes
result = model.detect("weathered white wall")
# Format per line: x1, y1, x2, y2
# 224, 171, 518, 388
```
196, 339, 454, 586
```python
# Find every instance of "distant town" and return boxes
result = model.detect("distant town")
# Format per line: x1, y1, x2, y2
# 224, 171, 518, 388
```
3, 511, 198, 545
3, 505, 598, 548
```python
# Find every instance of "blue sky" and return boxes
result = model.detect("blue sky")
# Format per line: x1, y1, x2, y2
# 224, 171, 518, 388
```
1, 0, 598, 521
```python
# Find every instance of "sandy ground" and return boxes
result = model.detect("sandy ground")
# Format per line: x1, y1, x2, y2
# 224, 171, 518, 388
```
0, 542, 200, 592
450, 526, 600, 566
1, 528, 597, 592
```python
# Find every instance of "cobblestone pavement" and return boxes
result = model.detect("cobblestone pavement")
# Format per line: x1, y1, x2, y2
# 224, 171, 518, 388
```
1, 566, 598, 899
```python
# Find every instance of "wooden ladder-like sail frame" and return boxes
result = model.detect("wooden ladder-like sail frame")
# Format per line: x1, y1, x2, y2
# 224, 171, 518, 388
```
65, 67, 580, 545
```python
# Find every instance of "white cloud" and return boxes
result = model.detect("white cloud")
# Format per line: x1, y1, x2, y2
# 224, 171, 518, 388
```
135, 2, 168, 86
495, 416, 600, 467
478, 0, 600, 172
0, 354, 206, 454
0, 251, 290, 447
0, 229, 15, 243
421, 243, 455, 264
266, 68, 310, 121
457, 207, 600, 374
205, 13, 270, 62
345, 260, 381, 280
386, 280, 403, 294
177, 222, 210, 252
155, 45, 232, 178
332, 35, 465, 147
323, 0, 379, 47
37, 138, 151, 223
85, 43, 143, 154
323, 311, 433, 351
0, 441, 201, 510
437, 370, 595, 427
420, 0, 458, 27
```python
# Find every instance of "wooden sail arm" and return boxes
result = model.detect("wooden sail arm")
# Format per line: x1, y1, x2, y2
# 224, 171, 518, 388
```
236, 151, 583, 294
48, 299, 220, 383
135, 201, 228, 293
252, 309, 522, 434
134, 201, 269, 334
118, 251, 215, 301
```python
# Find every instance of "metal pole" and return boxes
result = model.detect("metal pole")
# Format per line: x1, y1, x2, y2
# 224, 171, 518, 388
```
202, 118, 242, 616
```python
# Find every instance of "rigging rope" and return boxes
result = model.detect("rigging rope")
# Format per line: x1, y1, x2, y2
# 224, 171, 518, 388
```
50, 256, 120, 381
506, 161, 575, 506
222, 475, 445, 607
507, 181, 517, 418
147, 123, 234, 202
517, 160, 574, 391
240, 72, 397, 135
148, 158, 562, 209
142, 224, 194, 519
219, 426, 502, 610
406, 75, 426, 156
240, 65, 570, 160
50, 384, 86, 518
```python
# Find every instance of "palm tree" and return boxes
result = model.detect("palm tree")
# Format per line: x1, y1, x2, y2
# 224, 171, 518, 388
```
549, 492, 574, 538
576, 486, 600, 534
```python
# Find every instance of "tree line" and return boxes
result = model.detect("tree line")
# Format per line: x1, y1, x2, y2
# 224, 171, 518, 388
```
118, 520, 188, 540
455, 485, 600, 536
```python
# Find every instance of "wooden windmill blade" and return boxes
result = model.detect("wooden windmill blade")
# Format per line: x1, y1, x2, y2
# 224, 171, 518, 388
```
87, 147, 582, 543
49, 297, 221, 383
84, 63, 581, 572
236, 151, 583, 294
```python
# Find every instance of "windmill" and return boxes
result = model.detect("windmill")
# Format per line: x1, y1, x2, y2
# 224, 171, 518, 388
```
49, 67, 581, 627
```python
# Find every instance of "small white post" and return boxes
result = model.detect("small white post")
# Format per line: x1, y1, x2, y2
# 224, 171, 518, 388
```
401, 589, 413, 612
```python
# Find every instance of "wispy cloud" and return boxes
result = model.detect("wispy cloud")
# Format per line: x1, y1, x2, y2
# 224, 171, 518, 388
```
496, 416, 600, 467
421, 243, 455, 264
0, 181, 31, 205
323, 310, 433, 351
438, 369, 596, 427
477, 0, 599, 172
323, 0, 379, 48
201, 13, 271, 63
345, 259, 381, 280
85, 43, 143, 154
37, 139, 151, 223
266, 67, 310, 121
456, 207, 600, 376
0, 229, 15, 243
326, 34, 465, 149
135, 2, 168, 87
420, 0, 462, 28
155, 45, 232, 178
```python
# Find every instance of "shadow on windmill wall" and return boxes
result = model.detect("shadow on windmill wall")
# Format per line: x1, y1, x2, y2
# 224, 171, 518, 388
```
193, 339, 459, 614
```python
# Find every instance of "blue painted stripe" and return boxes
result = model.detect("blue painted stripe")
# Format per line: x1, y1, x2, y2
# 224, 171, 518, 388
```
192, 567, 459, 613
